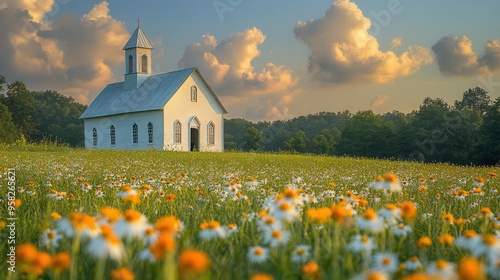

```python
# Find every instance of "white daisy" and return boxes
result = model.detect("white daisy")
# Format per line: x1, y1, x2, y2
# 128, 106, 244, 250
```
371, 252, 399, 274
290, 245, 311, 264
247, 246, 269, 264
346, 235, 376, 255
426, 259, 457, 280
39, 229, 62, 249
263, 229, 290, 247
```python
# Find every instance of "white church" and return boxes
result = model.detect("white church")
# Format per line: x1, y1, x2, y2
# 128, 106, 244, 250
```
80, 25, 227, 151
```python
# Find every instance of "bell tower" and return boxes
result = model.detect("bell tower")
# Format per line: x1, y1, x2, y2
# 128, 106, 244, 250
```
123, 19, 154, 90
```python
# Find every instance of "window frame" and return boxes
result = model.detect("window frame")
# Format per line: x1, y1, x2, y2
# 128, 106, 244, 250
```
132, 123, 138, 144
147, 122, 153, 144
110, 125, 116, 146
191, 86, 197, 102
141, 54, 148, 73
128, 55, 134, 74
174, 120, 182, 144
208, 122, 215, 145
92, 128, 97, 146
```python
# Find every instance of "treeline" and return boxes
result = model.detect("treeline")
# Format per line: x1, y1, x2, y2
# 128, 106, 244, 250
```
225, 87, 500, 166
0, 76, 87, 146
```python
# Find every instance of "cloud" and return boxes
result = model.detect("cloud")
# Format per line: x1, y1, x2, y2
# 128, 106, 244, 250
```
0, 1, 129, 104
369, 95, 389, 108
390, 37, 402, 49
178, 27, 298, 97
243, 89, 301, 121
432, 35, 500, 76
294, 0, 432, 85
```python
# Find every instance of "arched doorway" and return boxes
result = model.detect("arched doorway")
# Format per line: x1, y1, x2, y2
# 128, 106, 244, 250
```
189, 116, 200, 151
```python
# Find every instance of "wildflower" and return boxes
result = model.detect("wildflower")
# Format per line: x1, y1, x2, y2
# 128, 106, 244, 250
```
271, 200, 299, 222
350, 270, 389, 280
138, 233, 176, 263
369, 175, 385, 190
39, 229, 62, 249
263, 229, 291, 247
371, 252, 399, 274
404, 256, 422, 272
307, 207, 332, 224
384, 173, 402, 192
86, 224, 126, 262
426, 259, 457, 279
155, 216, 182, 236
417, 236, 432, 249
347, 235, 377, 255
178, 249, 210, 278
225, 223, 238, 235
302, 261, 320, 279
100, 207, 122, 224
457, 257, 485, 280
378, 204, 402, 225
470, 234, 500, 259
473, 178, 485, 187
57, 212, 100, 238
114, 210, 150, 240
392, 223, 412, 237
50, 212, 62, 220
291, 245, 311, 264
489, 172, 498, 177
117, 186, 138, 197
32, 251, 52, 275
257, 215, 282, 233
487, 260, 500, 280
480, 207, 494, 219
441, 212, 455, 224
456, 230, 480, 251
437, 233, 454, 247
247, 246, 270, 264
95, 190, 105, 198
165, 194, 176, 202
250, 273, 274, 280
199, 220, 227, 240
400, 201, 417, 222
330, 203, 351, 223
110, 267, 135, 280
51, 252, 71, 272
401, 273, 430, 280
356, 208, 384, 233
16, 244, 38, 264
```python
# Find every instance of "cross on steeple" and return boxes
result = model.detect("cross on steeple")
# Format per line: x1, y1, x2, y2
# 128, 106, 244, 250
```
136, 18, 141, 28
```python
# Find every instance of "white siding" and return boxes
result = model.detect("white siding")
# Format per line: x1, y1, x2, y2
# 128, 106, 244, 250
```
84, 111, 164, 150
163, 72, 224, 152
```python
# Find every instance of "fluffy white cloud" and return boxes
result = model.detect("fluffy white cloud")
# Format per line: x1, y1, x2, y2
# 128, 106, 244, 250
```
294, 0, 432, 85
178, 27, 298, 97
0, 1, 129, 103
369, 95, 389, 108
432, 35, 500, 76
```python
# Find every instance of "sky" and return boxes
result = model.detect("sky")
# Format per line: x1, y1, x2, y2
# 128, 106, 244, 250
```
1, 0, 500, 121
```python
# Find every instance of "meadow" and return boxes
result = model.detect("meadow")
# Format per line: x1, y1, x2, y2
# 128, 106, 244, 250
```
0, 148, 499, 280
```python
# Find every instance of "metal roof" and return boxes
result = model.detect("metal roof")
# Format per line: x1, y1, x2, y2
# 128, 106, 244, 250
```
123, 27, 154, 50
80, 68, 228, 119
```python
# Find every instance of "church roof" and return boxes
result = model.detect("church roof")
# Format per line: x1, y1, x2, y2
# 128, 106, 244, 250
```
123, 27, 154, 50
80, 68, 227, 119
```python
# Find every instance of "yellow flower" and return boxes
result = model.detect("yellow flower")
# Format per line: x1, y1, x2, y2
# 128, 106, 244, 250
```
437, 234, 454, 246
307, 207, 331, 223
50, 212, 62, 220
400, 201, 417, 222
155, 216, 182, 235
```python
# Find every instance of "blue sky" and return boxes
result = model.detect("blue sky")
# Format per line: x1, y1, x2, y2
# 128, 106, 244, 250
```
1, 0, 500, 120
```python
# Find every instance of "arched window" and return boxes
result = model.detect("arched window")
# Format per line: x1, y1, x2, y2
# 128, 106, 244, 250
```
148, 122, 153, 144
92, 128, 97, 146
191, 86, 197, 102
208, 122, 215, 145
110, 125, 116, 146
128, 55, 133, 74
141, 54, 148, 73
132, 124, 138, 144
174, 121, 181, 144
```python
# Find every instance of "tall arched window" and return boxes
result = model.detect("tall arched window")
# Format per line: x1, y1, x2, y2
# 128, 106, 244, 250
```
132, 124, 138, 144
92, 128, 97, 146
208, 122, 215, 145
141, 54, 148, 73
110, 125, 116, 146
191, 86, 197, 102
148, 122, 153, 144
174, 121, 181, 144
128, 55, 133, 74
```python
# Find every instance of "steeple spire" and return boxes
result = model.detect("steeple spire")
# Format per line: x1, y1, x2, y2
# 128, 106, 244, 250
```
136, 18, 141, 28
123, 23, 154, 90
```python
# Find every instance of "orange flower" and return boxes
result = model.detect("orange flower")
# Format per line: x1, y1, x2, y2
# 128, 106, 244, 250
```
51, 252, 71, 271
16, 244, 38, 264
307, 207, 331, 224
441, 212, 455, 224
417, 236, 432, 249
110, 267, 135, 280
149, 234, 176, 260
400, 201, 417, 222
250, 273, 274, 280
457, 257, 485, 280
489, 172, 498, 177
100, 207, 121, 223
155, 216, 182, 235
14, 199, 22, 208
302, 261, 320, 279
32, 252, 52, 275
50, 212, 62, 220
178, 249, 210, 278
165, 194, 176, 202
437, 234, 454, 246
401, 273, 429, 280
123, 194, 140, 205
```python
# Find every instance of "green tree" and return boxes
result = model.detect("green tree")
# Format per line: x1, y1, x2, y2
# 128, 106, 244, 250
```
454, 87, 491, 115
474, 97, 500, 165
284, 130, 308, 153
0, 75, 5, 92
4, 81, 39, 140
0, 103, 19, 144
242, 126, 264, 151
312, 128, 340, 155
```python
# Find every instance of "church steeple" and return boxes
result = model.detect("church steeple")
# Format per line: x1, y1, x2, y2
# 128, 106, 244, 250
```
124, 20, 154, 91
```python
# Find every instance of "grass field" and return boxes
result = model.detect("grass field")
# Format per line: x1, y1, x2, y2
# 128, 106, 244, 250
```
0, 149, 499, 279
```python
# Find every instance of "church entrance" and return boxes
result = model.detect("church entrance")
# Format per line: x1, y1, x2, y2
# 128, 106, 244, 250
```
190, 128, 199, 151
